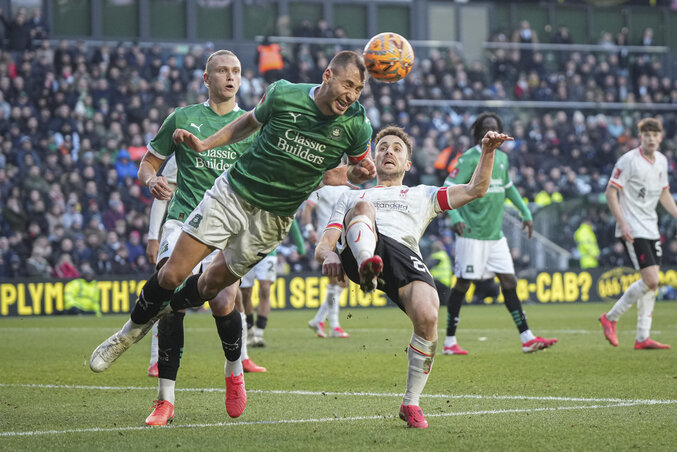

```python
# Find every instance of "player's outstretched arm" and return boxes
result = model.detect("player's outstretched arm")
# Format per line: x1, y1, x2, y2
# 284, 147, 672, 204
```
605, 184, 633, 243
446, 131, 513, 210
172, 110, 261, 152
315, 228, 345, 282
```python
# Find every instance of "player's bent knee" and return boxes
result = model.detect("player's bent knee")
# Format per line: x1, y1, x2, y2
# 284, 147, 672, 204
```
158, 266, 188, 290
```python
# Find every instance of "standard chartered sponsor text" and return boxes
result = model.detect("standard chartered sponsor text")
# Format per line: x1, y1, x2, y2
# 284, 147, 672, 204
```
277, 129, 326, 165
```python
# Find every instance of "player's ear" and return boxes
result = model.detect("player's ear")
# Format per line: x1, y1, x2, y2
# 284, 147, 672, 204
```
203, 72, 209, 86
405, 159, 412, 171
322, 68, 332, 84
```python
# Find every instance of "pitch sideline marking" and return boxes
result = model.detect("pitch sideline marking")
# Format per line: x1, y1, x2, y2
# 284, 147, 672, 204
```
0, 383, 675, 405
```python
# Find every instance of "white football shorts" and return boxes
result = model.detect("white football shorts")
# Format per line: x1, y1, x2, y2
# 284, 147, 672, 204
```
454, 236, 515, 279
240, 254, 278, 288
182, 173, 293, 278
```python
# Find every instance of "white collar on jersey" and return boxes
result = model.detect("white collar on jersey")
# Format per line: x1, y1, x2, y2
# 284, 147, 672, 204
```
309, 85, 320, 100
203, 100, 240, 111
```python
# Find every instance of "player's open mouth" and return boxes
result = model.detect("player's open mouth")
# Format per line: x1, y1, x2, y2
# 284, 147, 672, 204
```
335, 98, 349, 111
383, 159, 396, 167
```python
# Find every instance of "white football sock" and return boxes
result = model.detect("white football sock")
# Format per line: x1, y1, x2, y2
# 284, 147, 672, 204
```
149, 321, 159, 365
443, 335, 457, 347
225, 358, 243, 378
403, 333, 436, 406
345, 215, 376, 268
636, 289, 656, 342
607, 279, 650, 321
520, 329, 536, 343
327, 284, 344, 329
240, 312, 249, 361
158, 378, 176, 405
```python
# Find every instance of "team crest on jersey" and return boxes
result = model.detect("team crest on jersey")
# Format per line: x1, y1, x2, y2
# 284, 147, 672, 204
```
465, 265, 474, 273
613, 168, 622, 179
500, 163, 505, 171
449, 167, 459, 178
188, 214, 203, 229
329, 126, 344, 141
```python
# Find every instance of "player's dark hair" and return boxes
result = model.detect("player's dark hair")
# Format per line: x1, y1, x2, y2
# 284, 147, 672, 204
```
374, 125, 412, 158
329, 50, 367, 81
637, 117, 663, 133
470, 112, 503, 145
204, 49, 238, 73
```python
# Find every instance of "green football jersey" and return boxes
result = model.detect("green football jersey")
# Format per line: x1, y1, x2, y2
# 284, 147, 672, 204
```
148, 102, 255, 222
444, 145, 511, 240
228, 80, 372, 217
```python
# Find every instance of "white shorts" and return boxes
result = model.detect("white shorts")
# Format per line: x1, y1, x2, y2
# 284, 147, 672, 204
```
454, 236, 515, 279
240, 255, 277, 288
182, 173, 294, 278
158, 219, 217, 273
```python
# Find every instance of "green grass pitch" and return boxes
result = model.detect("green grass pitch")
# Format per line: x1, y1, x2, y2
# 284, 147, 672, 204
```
1, 302, 676, 451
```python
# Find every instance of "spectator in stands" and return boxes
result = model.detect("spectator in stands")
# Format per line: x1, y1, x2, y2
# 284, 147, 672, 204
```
62, 263, 101, 316
102, 197, 125, 231
0, 8, 32, 57
25, 244, 52, 278
125, 230, 144, 264
54, 253, 80, 279
574, 219, 600, 269
513, 20, 538, 66
257, 36, 285, 84
2, 196, 28, 233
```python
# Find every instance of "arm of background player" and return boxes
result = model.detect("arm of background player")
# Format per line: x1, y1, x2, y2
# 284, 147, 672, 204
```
659, 189, 677, 226
605, 184, 633, 243
288, 219, 307, 256
146, 197, 169, 266
506, 184, 533, 238
138, 152, 171, 200
172, 110, 261, 152
315, 228, 344, 281
444, 132, 512, 210
301, 202, 318, 243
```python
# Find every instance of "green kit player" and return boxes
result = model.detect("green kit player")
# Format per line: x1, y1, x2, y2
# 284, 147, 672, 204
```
443, 112, 557, 355
90, 50, 376, 383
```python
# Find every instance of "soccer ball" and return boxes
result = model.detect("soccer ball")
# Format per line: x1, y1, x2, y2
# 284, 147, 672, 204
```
363, 32, 415, 83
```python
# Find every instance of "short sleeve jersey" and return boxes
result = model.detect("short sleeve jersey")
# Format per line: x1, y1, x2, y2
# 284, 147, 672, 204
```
228, 80, 372, 217
148, 102, 254, 222
608, 147, 669, 239
444, 146, 511, 240
307, 185, 352, 232
160, 154, 178, 185
326, 185, 452, 257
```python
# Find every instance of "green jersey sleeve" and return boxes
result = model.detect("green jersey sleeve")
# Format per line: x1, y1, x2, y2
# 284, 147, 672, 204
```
346, 120, 372, 162
253, 80, 284, 124
148, 110, 178, 158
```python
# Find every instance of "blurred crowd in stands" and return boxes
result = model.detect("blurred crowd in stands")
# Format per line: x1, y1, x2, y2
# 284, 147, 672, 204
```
1, 9, 677, 279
